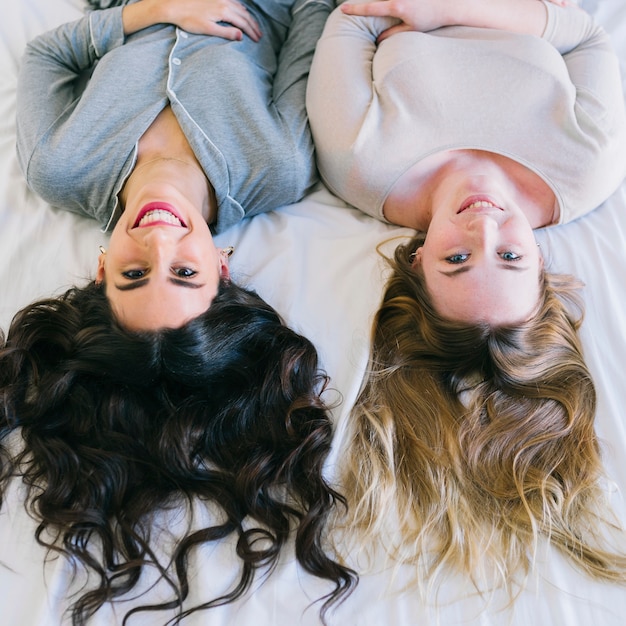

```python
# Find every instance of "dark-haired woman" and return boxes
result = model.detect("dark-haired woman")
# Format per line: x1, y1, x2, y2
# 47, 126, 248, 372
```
4, 0, 357, 622
17, 0, 330, 330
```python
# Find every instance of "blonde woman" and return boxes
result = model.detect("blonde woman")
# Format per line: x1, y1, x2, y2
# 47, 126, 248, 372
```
306, 0, 626, 603
307, 0, 626, 327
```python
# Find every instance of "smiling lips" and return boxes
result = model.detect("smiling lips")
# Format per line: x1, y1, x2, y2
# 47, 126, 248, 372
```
133, 203, 187, 228
458, 198, 503, 214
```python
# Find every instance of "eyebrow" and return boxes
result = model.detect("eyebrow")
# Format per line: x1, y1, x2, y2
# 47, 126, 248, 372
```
114, 278, 205, 291
438, 264, 530, 277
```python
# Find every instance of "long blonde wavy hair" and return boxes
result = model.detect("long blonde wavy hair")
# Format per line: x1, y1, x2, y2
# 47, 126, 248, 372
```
340, 233, 626, 596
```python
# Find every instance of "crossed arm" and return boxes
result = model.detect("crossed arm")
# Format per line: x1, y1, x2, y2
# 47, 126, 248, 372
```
340, 0, 574, 42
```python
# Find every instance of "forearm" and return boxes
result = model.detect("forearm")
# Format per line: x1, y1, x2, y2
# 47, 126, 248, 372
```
122, 0, 167, 35
341, 0, 550, 37
452, 0, 549, 37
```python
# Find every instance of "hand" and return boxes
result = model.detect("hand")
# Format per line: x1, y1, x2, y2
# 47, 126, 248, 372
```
160, 0, 262, 40
124, 0, 262, 41
340, 0, 556, 42
340, 0, 456, 42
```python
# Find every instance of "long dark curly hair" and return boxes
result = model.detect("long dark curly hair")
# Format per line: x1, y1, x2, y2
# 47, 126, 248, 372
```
0, 280, 356, 625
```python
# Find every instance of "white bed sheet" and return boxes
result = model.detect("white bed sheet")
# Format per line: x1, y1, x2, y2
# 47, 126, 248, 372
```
1, 1, 625, 624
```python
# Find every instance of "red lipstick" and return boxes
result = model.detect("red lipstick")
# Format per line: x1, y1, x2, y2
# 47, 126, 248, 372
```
132, 203, 187, 228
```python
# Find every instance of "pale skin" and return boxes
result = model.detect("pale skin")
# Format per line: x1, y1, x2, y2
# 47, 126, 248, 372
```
96, 0, 262, 331
341, 0, 574, 325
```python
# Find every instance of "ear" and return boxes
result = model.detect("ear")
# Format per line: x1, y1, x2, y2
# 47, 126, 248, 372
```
95, 252, 106, 284
219, 255, 230, 280
410, 246, 423, 269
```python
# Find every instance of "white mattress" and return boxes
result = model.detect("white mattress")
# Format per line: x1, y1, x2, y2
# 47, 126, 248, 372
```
1, 1, 625, 624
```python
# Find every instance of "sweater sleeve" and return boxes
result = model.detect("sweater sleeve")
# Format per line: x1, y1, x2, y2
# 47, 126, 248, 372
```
16, 8, 125, 183
306, 5, 399, 201
541, 1, 625, 141
540, 1, 626, 222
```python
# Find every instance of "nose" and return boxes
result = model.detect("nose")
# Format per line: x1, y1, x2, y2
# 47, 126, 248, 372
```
465, 215, 499, 248
466, 213, 498, 232
135, 226, 183, 262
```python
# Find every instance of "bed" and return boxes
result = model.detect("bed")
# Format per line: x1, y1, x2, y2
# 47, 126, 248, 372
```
1, 0, 626, 624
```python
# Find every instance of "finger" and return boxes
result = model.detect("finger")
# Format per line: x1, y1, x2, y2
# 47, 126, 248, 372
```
377, 22, 411, 43
206, 22, 246, 41
341, 1, 396, 18
228, 18, 261, 42
226, 1, 262, 41
239, 15, 262, 41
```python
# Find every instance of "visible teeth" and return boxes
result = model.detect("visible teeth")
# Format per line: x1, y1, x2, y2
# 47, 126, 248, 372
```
466, 200, 497, 210
138, 209, 182, 227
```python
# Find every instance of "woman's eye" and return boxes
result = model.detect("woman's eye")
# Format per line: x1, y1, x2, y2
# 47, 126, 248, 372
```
500, 251, 522, 261
122, 269, 146, 279
445, 253, 470, 264
174, 267, 197, 278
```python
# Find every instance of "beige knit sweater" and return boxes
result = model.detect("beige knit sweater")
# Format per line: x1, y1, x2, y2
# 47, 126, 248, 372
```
307, 1, 626, 226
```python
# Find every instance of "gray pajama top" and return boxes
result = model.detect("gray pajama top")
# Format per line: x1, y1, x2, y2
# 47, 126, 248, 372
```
16, 0, 332, 233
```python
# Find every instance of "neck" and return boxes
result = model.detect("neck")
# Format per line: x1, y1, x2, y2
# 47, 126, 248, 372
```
384, 150, 558, 230
121, 156, 217, 224
132, 156, 198, 174
123, 105, 218, 224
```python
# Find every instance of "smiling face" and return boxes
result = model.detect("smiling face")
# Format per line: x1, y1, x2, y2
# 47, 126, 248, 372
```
412, 160, 544, 325
96, 158, 228, 331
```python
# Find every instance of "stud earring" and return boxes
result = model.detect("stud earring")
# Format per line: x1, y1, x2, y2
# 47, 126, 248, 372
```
222, 246, 235, 257
99, 246, 106, 255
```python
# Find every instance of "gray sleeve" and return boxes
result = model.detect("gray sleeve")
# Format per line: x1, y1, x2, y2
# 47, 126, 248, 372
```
268, 0, 335, 195
16, 8, 125, 181
273, 0, 334, 110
